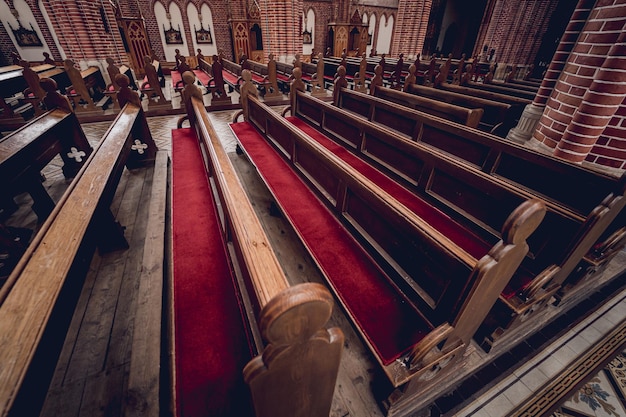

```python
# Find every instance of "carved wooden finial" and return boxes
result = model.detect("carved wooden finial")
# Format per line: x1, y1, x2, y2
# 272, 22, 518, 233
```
40, 77, 73, 112
115, 73, 141, 108
370, 64, 383, 96
332, 66, 347, 105
289, 67, 305, 114
240, 69, 258, 121
403, 63, 417, 92
181, 70, 203, 124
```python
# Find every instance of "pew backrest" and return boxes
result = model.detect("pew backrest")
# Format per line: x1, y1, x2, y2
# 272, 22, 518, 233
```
405, 83, 514, 134
350, 86, 484, 129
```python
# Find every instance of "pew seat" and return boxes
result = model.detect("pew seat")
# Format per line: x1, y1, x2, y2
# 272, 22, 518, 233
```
170, 70, 184, 92
192, 68, 212, 88
170, 127, 255, 417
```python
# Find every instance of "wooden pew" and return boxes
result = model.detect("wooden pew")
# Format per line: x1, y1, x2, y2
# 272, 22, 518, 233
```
439, 82, 532, 115
404, 83, 517, 136
0, 102, 158, 417
221, 58, 243, 91
170, 74, 342, 417
235, 72, 545, 389
197, 55, 232, 104
321, 85, 626, 349
0, 105, 93, 221
466, 80, 537, 101
360, 85, 484, 128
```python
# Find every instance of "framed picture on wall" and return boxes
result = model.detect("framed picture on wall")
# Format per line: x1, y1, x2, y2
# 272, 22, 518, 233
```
303, 29, 312, 45
164, 22, 183, 44
195, 24, 212, 44
10, 21, 42, 47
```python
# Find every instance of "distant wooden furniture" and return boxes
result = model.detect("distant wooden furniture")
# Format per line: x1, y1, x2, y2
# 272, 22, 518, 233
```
0, 106, 93, 220
0, 102, 158, 417
63, 59, 97, 112
140, 56, 168, 106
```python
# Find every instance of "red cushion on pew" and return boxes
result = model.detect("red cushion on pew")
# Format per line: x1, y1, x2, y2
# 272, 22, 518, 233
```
171, 128, 254, 417
222, 71, 239, 84
231, 121, 433, 365
192, 69, 211, 86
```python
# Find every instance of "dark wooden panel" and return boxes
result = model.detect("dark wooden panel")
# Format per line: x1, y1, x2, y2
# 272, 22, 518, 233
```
420, 125, 491, 168
363, 132, 423, 186
372, 106, 418, 138
294, 140, 342, 207
324, 112, 361, 149
342, 187, 472, 321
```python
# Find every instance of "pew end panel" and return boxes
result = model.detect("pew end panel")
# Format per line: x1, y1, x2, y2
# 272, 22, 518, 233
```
0, 108, 93, 221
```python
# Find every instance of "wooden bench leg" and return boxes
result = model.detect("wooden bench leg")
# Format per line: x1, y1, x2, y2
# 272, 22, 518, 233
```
0, 196, 19, 220
95, 208, 129, 253
26, 172, 55, 222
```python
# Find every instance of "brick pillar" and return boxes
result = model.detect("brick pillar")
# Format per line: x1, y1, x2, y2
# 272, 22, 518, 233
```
391, 0, 432, 60
508, 0, 594, 144
554, 29, 626, 163
533, 0, 625, 150
260, 0, 303, 63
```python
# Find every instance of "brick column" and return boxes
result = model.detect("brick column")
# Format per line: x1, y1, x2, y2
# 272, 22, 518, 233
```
554, 29, 626, 162
260, 0, 303, 63
391, 0, 432, 60
533, 0, 625, 150
508, 0, 594, 144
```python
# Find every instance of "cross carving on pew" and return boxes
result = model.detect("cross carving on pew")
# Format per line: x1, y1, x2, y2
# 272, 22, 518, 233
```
131, 140, 148, 154
67, 146, 86, 162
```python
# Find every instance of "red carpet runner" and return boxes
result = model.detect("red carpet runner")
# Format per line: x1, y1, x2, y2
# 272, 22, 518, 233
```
171, 128, 254, 417
231, 121, 433, 365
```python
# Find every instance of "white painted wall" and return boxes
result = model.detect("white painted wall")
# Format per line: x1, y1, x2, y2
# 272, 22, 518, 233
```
364, 13, 376, 57
154, 2, 189, 61
376, 14, 393, 55
1, 0, 52, 62
302, 8, 315, 57
188, 3, 218, 59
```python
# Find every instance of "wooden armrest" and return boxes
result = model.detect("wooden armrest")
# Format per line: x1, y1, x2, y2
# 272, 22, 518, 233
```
521, 264, 560, 301
406, 323, 454, 370
589, 226, 626, 262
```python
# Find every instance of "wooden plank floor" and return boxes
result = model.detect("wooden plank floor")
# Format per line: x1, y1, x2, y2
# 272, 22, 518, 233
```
1, 110, 624, 417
